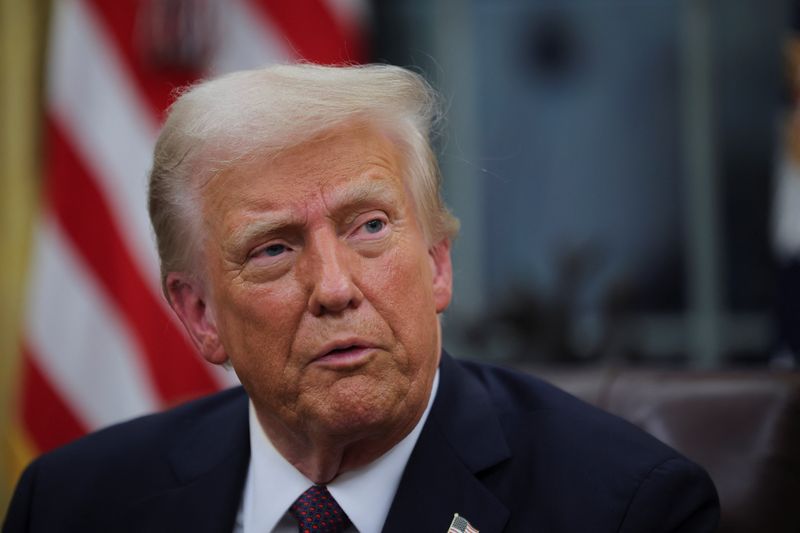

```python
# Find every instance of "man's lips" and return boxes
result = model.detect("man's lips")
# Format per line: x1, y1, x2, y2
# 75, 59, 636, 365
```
312, 339, 377, 367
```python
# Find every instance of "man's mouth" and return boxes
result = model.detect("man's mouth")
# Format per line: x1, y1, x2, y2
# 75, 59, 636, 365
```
327, 345, 361, 355
313, 339, 376, 368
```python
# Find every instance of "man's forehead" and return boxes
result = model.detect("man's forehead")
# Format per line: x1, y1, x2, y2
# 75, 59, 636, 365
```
206, 129, 411, 238
207, 122, 401, 184
210, 148, 406, 207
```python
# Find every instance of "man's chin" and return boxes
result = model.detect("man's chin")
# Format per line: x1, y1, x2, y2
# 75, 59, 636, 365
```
302, 378, 418, 440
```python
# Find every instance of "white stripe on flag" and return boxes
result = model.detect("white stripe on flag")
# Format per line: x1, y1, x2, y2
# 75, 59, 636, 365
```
47, 0, 161, 288
208, 0, 293, 75
25, 217, 160, 428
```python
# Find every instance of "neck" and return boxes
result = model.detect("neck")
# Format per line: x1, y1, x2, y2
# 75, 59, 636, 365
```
255, 403, 426, 484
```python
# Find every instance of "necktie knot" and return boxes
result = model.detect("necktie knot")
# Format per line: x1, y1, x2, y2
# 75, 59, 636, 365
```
289, 485, 351, 533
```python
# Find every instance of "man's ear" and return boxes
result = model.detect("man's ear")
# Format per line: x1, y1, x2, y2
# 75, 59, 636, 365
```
165, 272, 228, 365
429, 238, 453, 313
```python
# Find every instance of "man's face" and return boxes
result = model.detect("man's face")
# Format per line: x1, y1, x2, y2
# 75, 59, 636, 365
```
173, 124, 452, 447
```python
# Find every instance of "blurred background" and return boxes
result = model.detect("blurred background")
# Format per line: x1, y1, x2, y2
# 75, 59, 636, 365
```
0, 0, 797, 517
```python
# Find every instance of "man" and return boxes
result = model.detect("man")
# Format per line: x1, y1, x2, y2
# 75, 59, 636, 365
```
4, 64, 719, 532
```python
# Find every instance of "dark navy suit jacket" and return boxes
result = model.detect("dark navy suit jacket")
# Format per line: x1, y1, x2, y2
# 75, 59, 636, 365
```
3, 353, 719, 532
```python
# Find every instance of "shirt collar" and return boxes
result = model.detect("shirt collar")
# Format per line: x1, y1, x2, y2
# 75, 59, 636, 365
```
242, 369, 440, 533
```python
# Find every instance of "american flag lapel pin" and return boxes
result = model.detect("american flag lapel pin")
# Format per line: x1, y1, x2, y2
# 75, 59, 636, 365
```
448, 513, 479, 533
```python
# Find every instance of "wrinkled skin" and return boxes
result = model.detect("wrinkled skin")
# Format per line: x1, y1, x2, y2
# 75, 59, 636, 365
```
167, 124, 452, 482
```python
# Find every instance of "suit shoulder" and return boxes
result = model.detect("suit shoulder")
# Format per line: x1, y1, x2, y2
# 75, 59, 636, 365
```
450, 359, 719, 531
32, 386, 247, 476
457, 359, 607, 416
457, 359, 685, 465
6, 387, 250, 532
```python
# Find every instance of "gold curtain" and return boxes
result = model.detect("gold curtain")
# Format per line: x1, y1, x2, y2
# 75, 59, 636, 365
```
0, 0, 50, 513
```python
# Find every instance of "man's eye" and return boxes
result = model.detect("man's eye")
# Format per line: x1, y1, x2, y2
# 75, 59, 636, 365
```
261, 244, 286, 257
363, 219, 385, 234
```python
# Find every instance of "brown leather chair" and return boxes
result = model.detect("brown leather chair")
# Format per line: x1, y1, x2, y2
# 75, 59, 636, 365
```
528, 367, 800, 533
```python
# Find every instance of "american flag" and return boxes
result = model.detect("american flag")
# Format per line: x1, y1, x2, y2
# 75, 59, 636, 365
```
448, 513, 480, 533
9, 0, 367, 481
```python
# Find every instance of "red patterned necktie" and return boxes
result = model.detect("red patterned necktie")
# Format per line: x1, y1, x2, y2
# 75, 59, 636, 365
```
289, 485, 352, 533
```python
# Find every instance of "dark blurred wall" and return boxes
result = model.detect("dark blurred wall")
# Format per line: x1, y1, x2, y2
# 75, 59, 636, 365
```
375, 0, 789, 366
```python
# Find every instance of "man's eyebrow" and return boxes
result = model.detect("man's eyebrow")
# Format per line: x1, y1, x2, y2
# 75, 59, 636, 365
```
328, 178, 403, 210
225, 214, 297, 254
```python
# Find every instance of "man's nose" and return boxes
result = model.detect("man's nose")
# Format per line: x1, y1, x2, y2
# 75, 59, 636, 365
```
304, 231, 364, 316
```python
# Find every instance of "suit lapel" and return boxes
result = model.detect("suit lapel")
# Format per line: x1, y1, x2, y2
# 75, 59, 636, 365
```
383, 354, 511, 533
125, 388, 251, 533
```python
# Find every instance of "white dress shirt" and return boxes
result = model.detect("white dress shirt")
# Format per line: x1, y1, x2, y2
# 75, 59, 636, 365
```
233, 370, 440, 533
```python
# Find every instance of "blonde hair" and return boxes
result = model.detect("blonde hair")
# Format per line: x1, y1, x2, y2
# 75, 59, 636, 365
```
148, 63, 459, 292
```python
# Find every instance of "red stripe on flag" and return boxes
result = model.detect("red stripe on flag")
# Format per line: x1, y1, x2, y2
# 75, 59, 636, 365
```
45, 115, 219, 405
21, 349, 89, 453
251, 0, 366, 64
84, 0, 202, 120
